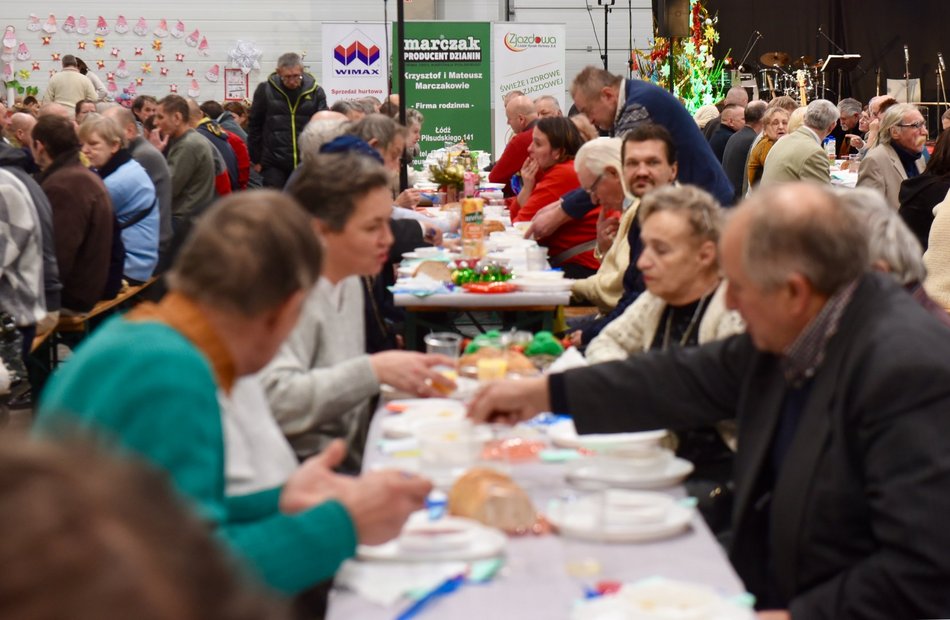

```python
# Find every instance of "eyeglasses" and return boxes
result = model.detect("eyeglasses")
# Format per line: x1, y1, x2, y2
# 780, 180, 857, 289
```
280, 73, 303, 82
584, 172, 605, 196
897, 120, 927, 130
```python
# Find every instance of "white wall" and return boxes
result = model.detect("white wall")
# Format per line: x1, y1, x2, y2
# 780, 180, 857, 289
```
0, 1, 652, 106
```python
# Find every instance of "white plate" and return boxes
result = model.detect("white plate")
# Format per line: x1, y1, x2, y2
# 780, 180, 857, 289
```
379, 400, 467, 439
513, 278, 574, 292
566, 457, 695, 490
357, 513, 506, 562
547, 419, 668, 451
547, 494, 693, 543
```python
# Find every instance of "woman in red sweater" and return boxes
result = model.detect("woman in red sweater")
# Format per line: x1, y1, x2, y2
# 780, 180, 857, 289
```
509, 117, 600, 278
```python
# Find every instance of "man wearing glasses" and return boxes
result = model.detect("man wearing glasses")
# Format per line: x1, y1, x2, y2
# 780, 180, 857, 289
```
248, 52, 328, 188
857, 103, 928, 209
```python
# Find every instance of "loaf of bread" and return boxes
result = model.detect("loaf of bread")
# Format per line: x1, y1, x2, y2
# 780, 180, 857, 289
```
447, 467, 537, 533
413, 260, 453, 282
484, 220, 506, 234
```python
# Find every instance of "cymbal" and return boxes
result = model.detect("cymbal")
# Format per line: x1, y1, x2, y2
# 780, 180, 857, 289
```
792, 55, 816, 68
760, 51, 790, 67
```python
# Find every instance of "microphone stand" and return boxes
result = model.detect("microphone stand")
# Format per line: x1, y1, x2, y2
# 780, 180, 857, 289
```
905, 48, 911, 104
597, 0, 615, 71
736, 30, 762, 73
818, 26, 846, 98
938, 55, 948, 131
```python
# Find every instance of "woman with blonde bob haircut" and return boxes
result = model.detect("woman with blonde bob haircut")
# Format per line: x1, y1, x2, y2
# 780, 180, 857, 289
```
79, 114, 159, 283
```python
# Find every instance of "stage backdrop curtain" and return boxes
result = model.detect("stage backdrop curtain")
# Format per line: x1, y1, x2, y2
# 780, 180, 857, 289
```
709, 0, 943, 110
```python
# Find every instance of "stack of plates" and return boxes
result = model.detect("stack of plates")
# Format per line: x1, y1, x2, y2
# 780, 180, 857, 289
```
547, 490, 693, 543
566, 455, 694, 490
547, 418, 668, 451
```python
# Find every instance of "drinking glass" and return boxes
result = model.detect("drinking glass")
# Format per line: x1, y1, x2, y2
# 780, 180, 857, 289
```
425, 332, 462, 395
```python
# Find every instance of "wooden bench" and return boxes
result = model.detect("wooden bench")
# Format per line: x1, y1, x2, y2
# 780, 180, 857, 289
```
56, 278, 157, 335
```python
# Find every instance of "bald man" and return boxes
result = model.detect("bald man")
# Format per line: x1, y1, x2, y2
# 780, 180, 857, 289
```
102, 105, 173, 269
470, 182, 950, 618
9, 113, 37, 150
703, 86, 750, 141
488, 94, 538, 195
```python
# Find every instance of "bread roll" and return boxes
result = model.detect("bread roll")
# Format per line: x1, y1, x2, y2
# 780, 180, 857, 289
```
448, 467, 537, 533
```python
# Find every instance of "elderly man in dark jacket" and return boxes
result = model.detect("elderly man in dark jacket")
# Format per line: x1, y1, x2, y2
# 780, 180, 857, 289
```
247, 52, 328, 188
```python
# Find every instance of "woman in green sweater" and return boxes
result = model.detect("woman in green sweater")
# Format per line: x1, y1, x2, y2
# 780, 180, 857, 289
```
35, 191, 431, 595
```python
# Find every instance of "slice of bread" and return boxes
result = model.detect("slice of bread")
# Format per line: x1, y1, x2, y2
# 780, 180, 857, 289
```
413, 260, 453, 282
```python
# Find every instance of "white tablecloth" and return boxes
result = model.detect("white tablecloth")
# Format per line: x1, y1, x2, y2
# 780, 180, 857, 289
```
325, 407, 747, 619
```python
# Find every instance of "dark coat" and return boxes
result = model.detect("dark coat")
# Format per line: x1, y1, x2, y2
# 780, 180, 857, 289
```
551, 273, 950, 618
898, 173, 950, 251
39, 155, 116, 311
247, 73, 327, 173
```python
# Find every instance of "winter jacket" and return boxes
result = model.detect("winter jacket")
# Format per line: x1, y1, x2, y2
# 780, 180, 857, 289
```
247, 73, 327, 173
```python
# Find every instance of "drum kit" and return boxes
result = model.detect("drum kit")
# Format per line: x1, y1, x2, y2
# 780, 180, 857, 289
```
754, 51, 832, 102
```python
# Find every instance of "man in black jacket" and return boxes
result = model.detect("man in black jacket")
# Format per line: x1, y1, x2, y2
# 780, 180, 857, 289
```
247, 53, 327, 188
470, 183, 950, 619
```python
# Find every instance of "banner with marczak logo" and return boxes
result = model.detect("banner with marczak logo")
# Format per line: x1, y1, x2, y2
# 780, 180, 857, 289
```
321, 22, 389, 106
393, 21, 492, 170
491, 24, 567, 161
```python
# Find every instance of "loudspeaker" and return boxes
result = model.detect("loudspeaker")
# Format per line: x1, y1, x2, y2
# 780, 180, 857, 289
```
653, 0, 690, 38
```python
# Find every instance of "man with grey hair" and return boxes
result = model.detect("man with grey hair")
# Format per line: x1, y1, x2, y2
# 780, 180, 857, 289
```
534, 95, 563, 118
834, 97, 864, 157
41, 54, 97, 109
857, 103, 928, 209
760, 98, 838, 185
568, 137, 628, 314
248, 52, 328, 188
470, 182, 950, 618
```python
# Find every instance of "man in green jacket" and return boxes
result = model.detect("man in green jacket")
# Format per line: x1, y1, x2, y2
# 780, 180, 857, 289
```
36, 190, 431, 595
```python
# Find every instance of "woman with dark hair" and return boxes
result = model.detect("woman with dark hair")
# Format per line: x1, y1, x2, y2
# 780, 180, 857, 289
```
898, 129, 950, 250
510, 116, 601, 277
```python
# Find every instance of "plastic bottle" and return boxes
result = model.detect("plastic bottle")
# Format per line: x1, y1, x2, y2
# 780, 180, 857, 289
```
824, 136, 837, 163
461, 197, 485, 260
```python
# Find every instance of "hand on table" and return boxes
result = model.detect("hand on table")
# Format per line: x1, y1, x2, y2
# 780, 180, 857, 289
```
395, 188, 422, 209
596, 208, 621, 256
369, 351, 457, 397
467, 376, 551, 425
524, 199, 570, 240
280, 439, 358, 514
339, 470, 433, 545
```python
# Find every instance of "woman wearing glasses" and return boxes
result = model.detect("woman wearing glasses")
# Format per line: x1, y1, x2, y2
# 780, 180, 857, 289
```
857, 103, 928, 209
509, 117, 600, 278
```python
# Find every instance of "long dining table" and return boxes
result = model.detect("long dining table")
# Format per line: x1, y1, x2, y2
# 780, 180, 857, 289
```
325, 399, 748, 619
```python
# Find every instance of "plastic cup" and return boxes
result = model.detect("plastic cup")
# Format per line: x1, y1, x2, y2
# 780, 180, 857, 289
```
848, 153, 862, 175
